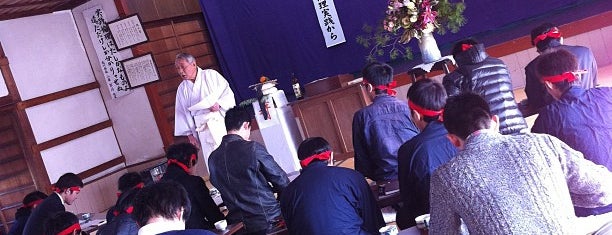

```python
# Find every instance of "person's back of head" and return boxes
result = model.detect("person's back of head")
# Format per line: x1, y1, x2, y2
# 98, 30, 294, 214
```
224, 106, 251, 132
531, 23, 562, 52
362, 62, 394, 95
297, 137, 333, 167
23, 191, 47, 209
166, 142, 199, 168
133, 181, 192, 226
117, 172, 144, 193
44, 211, 81, 235
443, 93, 493, 140
536, 49, 578, 94
407, 78, 447, 123
451, 38, 479, 58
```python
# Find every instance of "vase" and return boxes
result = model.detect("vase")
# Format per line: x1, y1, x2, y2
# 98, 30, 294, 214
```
418, 32, 442, 64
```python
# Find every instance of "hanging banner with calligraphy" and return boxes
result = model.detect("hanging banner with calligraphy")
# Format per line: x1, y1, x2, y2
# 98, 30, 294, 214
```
83, 6, 131, 99
312, 0, 346, 48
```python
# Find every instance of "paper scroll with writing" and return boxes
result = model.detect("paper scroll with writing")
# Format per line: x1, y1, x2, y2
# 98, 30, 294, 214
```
107, 14, 148, 50
312, 0, 346, 48
83, 6, 131, 99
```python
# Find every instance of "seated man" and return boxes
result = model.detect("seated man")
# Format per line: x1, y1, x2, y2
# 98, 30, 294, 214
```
280, 137, 385, 235
429, 93, 612, 234
162, 143, 225, 229
442, 39, 527, 135
353, 62, 419, 182
396, 78, 457, 229
44, 211, 83, 235
98, 187, 141, 235
8, 191, 47, 235
524, 23, 598, 111
208, 106, 289, 235
531, 49, 612, 216
133, 181, 215, 235
106, 172, 145, 222
24, 173, 83, 235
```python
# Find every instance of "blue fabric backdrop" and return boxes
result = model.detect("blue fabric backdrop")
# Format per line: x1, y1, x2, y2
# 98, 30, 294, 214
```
199, 0, 608, 102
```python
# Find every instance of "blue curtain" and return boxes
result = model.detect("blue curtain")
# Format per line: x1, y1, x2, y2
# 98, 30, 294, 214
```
199, 0, 607, 102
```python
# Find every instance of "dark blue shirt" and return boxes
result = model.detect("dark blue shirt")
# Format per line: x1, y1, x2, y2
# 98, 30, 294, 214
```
352, 95, 419, 181
396, 121, 457, 229
280, 161, 385, 235
532, 86, 612, 216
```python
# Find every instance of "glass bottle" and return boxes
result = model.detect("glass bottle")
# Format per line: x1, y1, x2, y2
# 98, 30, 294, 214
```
291, 73, 304, 100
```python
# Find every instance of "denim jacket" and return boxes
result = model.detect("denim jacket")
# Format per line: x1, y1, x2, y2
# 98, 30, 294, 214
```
208, 134, 289, 233
352, 95, 419, 181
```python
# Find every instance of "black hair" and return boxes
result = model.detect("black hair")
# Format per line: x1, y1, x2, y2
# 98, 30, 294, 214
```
114, 187, 141, 216
443, 93, 492, 139
44, 211, 80, 235
117, 172, 144, 193
23, 191, 47, 206
407, 78, 447, 122
531, 23, 560, 52
297, 137, 332, 161
166, 142, 199, 166
451, 38, 479, 57
225, 106, 251, 132
132, 181, 191, 226
362, 62, 393, 94
54, 173, 83, 193
536, 49, 578, 92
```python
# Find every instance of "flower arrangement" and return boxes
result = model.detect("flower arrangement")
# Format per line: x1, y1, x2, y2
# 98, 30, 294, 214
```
357, 0, 466, 62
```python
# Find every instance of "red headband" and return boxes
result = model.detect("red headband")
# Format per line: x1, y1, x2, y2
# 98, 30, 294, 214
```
533, 27, 561, 45
461, 44, 473, 51
57, 223, 81, 235
113, 206, 134, 216
52, 186, 81, 193
408, 100, 443, 121
168, 159, 191, 174
300, 151, 332, 168
541, 71, 576, 83
23, 199, 44, 209
116, 182, 145, 197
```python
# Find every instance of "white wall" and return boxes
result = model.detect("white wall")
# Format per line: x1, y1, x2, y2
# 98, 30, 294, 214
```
0, 70, 7, 97
72, 0, 165, 165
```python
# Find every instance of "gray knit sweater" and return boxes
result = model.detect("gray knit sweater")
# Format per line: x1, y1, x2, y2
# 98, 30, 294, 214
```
429, 130, 612, 235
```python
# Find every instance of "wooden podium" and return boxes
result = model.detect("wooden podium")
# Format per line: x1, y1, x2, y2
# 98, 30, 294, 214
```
291, 83, 372, 161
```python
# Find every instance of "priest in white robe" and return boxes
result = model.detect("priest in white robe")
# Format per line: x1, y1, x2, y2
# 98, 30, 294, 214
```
174, 53, 236, 177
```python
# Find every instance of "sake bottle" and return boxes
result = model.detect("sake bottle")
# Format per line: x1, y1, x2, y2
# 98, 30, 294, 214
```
291, 73, 304, 100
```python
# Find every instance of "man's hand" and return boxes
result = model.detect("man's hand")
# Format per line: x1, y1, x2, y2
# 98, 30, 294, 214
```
209, 102, 221, 112
187, 135, 201, 150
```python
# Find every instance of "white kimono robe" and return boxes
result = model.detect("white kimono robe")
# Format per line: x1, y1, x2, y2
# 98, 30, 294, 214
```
174, 68, 236, 176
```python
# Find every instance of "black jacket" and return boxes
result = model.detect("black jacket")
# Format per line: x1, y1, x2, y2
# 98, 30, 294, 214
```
443, 43, 528, 135
97, 213, 139, 235
161, 165, 225, 229
524, 41, 598, 111
23, 193, 64, 235
208, 134, 289, 233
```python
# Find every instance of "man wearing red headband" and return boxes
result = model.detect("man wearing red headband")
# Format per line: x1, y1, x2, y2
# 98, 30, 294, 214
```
8, 191, 47, 235
443, 38, 527, 135
524, 23, 598, 112
352, 62, 419, 183
44, 211, 83, 235
161, 143, 225, 230
280, 137, 384, 235
396, 78, 457, 229
531, 49, 612, 217
23, 173, 83, 235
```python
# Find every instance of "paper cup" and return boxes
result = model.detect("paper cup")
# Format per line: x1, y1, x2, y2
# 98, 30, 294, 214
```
378, 225, 399, 235
214, 219, 227, 230
415, 214, 430, 230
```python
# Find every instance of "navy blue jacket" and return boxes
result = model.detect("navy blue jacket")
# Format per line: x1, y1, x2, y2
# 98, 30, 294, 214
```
352, 95, 419, 181
209, 134, 289, 233
524, 42, 598, 111
396, 121, 457, 229
97, 213, 139, 235
158, 229, 215, 235
280, 161, 385, 235
532, 86, 612, 216
23, 193, 64, 235
161, 164, 224, 229
443, 43, 527, 135
8, 207, 32, 235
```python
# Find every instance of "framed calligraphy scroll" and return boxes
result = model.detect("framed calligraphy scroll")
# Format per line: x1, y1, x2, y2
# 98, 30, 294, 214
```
107, 14, 148, 50
121, 53, 160, 88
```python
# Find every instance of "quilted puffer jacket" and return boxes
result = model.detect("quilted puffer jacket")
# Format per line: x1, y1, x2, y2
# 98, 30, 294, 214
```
443, 43, 528, 135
